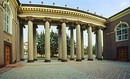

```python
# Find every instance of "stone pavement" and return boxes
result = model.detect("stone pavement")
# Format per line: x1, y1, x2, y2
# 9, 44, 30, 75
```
0, 60, 130, 79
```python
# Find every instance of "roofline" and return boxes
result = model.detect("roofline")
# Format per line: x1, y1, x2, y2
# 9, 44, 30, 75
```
109, 6, 130, 19
20, 3, 107, 20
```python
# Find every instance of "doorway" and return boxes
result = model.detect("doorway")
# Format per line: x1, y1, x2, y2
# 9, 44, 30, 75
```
117, 46, 128, 61
4, 41, 12, 65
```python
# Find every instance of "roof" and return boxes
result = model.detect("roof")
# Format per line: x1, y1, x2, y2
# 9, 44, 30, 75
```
20, 3, 106, 20
109, 6, 130, 19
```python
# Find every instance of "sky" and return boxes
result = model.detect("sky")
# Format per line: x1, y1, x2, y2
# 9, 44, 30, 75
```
19, 0, 130, 46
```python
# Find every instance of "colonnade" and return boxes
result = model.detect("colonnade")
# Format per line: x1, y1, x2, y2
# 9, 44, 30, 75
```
20, 18, 103, 62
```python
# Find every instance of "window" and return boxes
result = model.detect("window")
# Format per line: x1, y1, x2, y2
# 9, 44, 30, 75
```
3, 3, 12, 34
116, 22, 129, 42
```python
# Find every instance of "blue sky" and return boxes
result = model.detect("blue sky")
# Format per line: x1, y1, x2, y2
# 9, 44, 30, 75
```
20, 0, 130, 46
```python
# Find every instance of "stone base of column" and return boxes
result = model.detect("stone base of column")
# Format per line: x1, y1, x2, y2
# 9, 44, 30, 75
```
44, 60, 51, 62
61, 59, 67, 62
97, 58, 103, 60
88, 59, 93, 61
34, 59, 37, 61
76, 59, 82, 61
70, 58, 75, 60
82, 58, 85, 60
20, 59, 24, 61
28, 60, 34, 63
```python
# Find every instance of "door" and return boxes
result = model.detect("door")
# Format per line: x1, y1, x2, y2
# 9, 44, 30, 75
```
117, 47, 128, 61
5, 45, 11, 65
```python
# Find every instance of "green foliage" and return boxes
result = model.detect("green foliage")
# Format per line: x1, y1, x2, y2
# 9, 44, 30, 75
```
50, 31, 58, 56
84, 45, 96, 54
37, 31, 45, 56
67, 34, 71, 55
37, 30, 71, 57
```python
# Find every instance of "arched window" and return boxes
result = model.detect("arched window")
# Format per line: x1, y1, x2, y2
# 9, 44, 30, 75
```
3, 3, 12, 34
116, 22, 129, 42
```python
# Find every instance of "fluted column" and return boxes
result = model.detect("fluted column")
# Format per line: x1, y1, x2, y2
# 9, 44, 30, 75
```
97, 28, 103, 60
81, 29, 84, 60
88, 26, 93, 61
61, 21, 67, 62
44, 20, 51, 62
20, 24, 24, 61
33, 25, 37, 61
70, 28, 75, 60
76, 23, 82, 61
28, 17, 34, 62
58, 26, 62, 60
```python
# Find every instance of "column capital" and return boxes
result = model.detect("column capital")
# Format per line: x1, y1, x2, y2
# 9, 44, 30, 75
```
81, 25, 86, 31
75, 21, 83, 25
26, 16, 34, 21
43, 17, 52, 22
60, 19, 68, 23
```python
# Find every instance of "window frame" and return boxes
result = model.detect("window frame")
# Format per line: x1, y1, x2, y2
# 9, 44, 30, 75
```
3, 3, 12, 34
115, 22, 129, 42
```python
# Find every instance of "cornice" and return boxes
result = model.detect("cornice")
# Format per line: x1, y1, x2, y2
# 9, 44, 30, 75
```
18, 7, 106, 23
109, 7, 130, 22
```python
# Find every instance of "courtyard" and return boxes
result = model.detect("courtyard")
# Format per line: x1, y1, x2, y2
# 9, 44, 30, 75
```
0, 60, 130, 79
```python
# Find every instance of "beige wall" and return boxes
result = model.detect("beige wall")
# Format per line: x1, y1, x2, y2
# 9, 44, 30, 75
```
0, 4, 4, 66
0, 0, 20, 66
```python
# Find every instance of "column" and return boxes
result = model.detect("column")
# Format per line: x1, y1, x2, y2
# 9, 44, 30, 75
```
70, 28, 75, 60
44, 21, 51, 62
58, 26, 62, 60
61, 22, 67, 62
88, 26, 93, 61
20, 24, 24, 61
97, 28, 103, 60
33, 25, 37, 61
76, 23, 82, 61
81, 29, 84, 60
95, 31, 98, 59
28, 18, 34, 62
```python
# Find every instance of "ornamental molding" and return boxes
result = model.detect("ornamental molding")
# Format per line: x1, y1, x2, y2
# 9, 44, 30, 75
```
109, 8, 130, 22
18, 7, 106, 23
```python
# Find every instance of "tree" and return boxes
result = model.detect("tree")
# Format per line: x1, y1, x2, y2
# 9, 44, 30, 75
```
50, 31, 58, 56
67, 34, 71, 55
37, 30, 71, 57
37, 31, 45, 57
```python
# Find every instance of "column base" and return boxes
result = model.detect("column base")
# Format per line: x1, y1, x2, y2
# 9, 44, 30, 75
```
70, 58, 75, 60
20, 59, 25, 61
34, 59, 37, 61
97, 58, 103, 60
44, 60, 51, 62
28, 60, 34, 63
61, 59, 67, 62
82, 58, 85, 60
76, 59, 82, 61
88, 59, 93, 61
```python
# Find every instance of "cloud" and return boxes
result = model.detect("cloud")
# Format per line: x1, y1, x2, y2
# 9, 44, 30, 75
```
120, 1, 129, 7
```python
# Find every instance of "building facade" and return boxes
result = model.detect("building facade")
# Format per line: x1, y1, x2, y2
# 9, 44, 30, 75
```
0, 0, 129, 68
0, 0, 20, 67
103, 7, 130, 62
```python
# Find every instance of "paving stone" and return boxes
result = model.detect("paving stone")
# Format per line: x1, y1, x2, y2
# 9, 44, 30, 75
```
0, 60, 130, 79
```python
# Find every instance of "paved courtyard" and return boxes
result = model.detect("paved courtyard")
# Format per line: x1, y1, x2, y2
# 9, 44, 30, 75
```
0, 60, 130, 79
